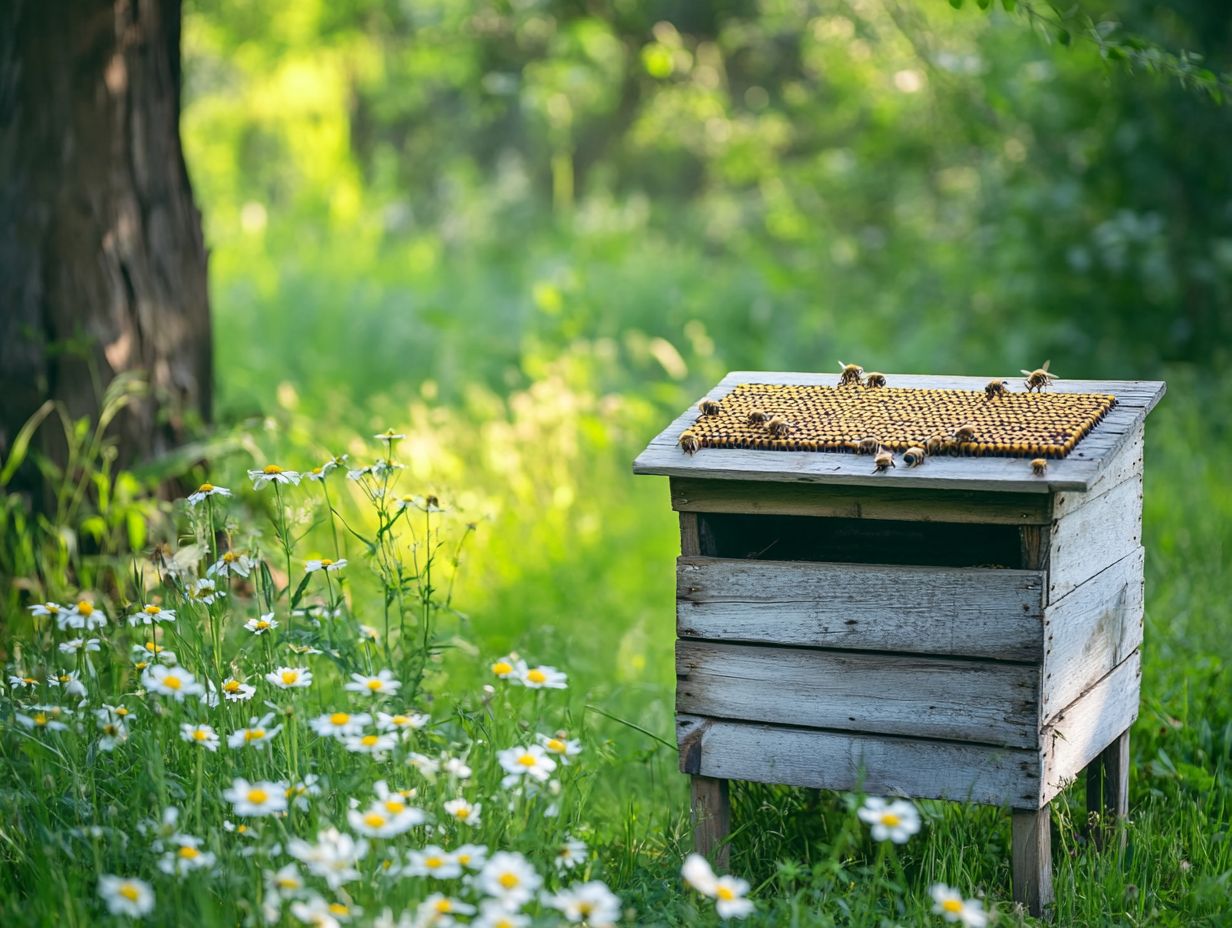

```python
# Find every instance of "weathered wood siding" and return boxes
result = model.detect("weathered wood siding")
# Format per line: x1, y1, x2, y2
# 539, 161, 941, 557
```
1048, 475, 1143, 602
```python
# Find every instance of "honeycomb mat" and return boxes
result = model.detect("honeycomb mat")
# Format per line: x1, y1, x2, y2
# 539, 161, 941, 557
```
682, 383, 1117, 459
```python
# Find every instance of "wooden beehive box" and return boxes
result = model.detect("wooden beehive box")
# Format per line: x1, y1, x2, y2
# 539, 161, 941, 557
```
634, 371, 1166, 916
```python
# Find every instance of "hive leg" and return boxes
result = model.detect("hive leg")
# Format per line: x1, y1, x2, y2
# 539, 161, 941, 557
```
1085, 728, 1130, 850
1012, 806, 1054, 918
690, 775, 731, 869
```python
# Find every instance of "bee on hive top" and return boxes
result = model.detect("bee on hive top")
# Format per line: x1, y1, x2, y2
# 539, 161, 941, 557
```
903, 446, 926, 467
856, 436, 881, 454
924, 434, 948, 456
678, 430, 701, 455
1031, 458, 1048, 476
952, 423, 977, 444
864, 372, 887, 388
698, 399, 723, 417
985, 379, 1009, 399
873, 449, 895, 472
746, 410, 770, 427
1021, 361, 1056, 393
766, 416, 794, 437
837, 361, 864, 387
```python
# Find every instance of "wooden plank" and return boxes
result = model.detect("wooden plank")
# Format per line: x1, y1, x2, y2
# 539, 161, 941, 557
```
1041, 651, 1141, 804
1085, 729, 1130, 851
634, 372, 1164, 493
676, 714, 1040, 807
679, 512, 701, 557
1047, 476, 1142, 602
676, 640, 1040, 748
1012, 808, 1055, 917
1041, 548, 1144, 720
677, 557, 1045, 661
1052, 425, 1143, 519
689, 776, 731, 869
670, 477, 1052, 525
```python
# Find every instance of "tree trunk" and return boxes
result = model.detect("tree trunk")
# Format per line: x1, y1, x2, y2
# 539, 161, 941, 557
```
0, 0, 210, 497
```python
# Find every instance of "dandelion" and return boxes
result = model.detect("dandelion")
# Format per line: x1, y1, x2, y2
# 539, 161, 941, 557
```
345, 731, 398, 756
129, 603, 176, 626
310, 711, 372, 738
187, 482, 232, 505
858, 797, 922, 844
95, 708, 130, 751
477, 852, 541, 908
345, 669, 401, 696
556, 837, 588, 871
207, 550, 257, 578
158, 834, 217, 875
244, 613, 279, 635
228, 713, 283, 750
266, 666, 313, 689
454, 843, 488, 871
180, 723, 220, 751
516, 661, 567, 690
16, 706, 69, 731
248, 464, 301, 489
536, 732, 582, 764
930, 884, 989, 927
545, 881, 622, 927
376, 711, 429, 734
69, 599, 108, 629
443, 798, 481, 826
223, 777, 289, 817
189, 577, 225, 605
142, 665, 204, 700
220, 677, 256, 702
473, 901, 530, 928
348, 802, 425, 838
98, 875, 155, 917
497, 745, 557, 786
306, 557, 348, 573
405, 847, 462, 880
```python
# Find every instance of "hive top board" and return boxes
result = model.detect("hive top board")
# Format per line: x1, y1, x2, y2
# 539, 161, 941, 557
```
633, 371, 1166, 493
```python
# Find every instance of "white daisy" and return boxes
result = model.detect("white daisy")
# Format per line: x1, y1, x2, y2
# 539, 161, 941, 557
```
287, 829, 368, 890
376, 711, 429, 734
8, 673, 39, 689
497, 745, 557, 786
158, 834, 217, 875
244, 613, 279, 635
129, 603, 176, 626
28, 601, 65, 619
536, 732, 582, 764
454, 843, 488, 871
220, 678, 256, 701
415, 894, 474, 926
345, 669, 401, 696
286, 775, 322, 810
186, 482, 232, 506
857, 797, 922, 844
347, 802, 425, 838
515, 661, 567, 690
266, 666, 313, 689
180, 723, 220, 751
489, 657, 517, 679
248, 464, 301, 489
443, 798, 480, 826
310, 711, 372, 738
228, 713, 283, 750
407, 753, 441, 779
207, 550, 257, 578
546, 880, 622, 927
305, 457, 344, 481
95, 708, 129, 751
473, 901, 530, 928
48, 669, 87, 696
713, 876, 754, 919
289, 895, 356, 927
930, 884, 989, 927
16, 706, 68, 731
555, 837, 588, 871
265, 862, 306, 898
98, 875, 154, 917
223, 778, 289, 817
69, 599, 108, 629
306, 557, 347, 573
476, 852, 540, 908
142, 665, 204, 700
404, 846, 462, 880
441, 756, 472, 781
682, 853, 718, 895
132, 640, 177, 665
345, 732, 397, 755
58, 637, 101, 654
189, 577, 225, 605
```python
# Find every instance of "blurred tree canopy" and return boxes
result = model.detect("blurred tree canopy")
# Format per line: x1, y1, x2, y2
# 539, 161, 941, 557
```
183, 0, 1232, 411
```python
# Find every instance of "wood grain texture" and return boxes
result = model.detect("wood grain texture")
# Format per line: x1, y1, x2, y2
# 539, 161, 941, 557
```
1041, 548, 1144, 720
676, 556, 1045, 661
679, 512, 701, 557
1012, 808, 1055, 917
1041, 651, 1141, 804
1048, 475, 1143, 602
634, 372, 1165, 493
675, 714, 1041, 807
690, 775, 731, 869
676, 640, 1041, 747
670, 478, 1053, 525
1052, 425, 1143, 519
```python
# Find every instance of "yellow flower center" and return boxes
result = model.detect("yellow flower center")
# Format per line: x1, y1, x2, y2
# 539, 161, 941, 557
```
223, 680, 241, 693
118, 884, 140, 902
391, 715, 409, 726
330, 712, 350, 725
320, 558, 333, 567
262, 465, 282, 474
193, 729, 209, 741
277, 877, 299, 889
880, 813, 901, 827
517, 753, 537, 767
135, 661, 149, 670
491, 661, 512, 676
281, 671, 298, 684
255, 620, 270, 630
244, 729, 266, 742
246, 788, 269, 805
163, 675, 182, 690
434, 899, 452, 914
366, 679, 383, 691
57, 674, 70, 683
178, 846, 200, 860
236, 825, 248, 834
457, 854, 471, 866
103, 724, 118, 735
526, 668, 547, 684
425, 856, 442, 869
546, 738, 566, 753
329, 903, 348, 917
223, 551, 239, 562
361, 735, 379, 747
145, 642, 161, 652
46, 604, 60, 613
942, 899, 963, 914
76, 601, 93, 615
453, 806, 471, 819
199, 483, 214, 492
384, 800, 405, 813
578, 902, 594, 916
22, 677, 36, 684
312, 466, 322, 475
115, 707, 129, 716
144, 605, 161, 614
33, 713, 48, 726
717, 886, 735, 901
498, 872, 519, 889
363, 813, 386, 828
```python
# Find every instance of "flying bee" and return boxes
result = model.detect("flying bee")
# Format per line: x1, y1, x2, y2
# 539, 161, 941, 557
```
856, 436, 880, 454
1021, 360, 1056, 393
873, 450, 895, 472
864, 372, 887, 388
924, 434, 948, 456
746, 409, 770, 427
902, 446, 926, 467
985, 379, 1009, 400
766, 416, 794, 438
1031, 458, 1048, 476
678, 430, 701, 455
837, 361, 864, 387
952, 423, 977, 444
698, 399, 722, 417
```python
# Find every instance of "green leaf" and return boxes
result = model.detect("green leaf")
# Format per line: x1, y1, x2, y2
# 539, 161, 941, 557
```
1001, 0, 1017, 10
948, 0, 964, 8
0, 399, 54, 487
976, 0, 992, 9
1058, 28, 1072, 46
289, 571, 313, 609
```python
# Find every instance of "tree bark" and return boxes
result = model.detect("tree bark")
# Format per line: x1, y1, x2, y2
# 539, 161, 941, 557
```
0, 0, 210, 495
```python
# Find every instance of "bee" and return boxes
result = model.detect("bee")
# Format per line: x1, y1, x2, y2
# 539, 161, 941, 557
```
856, 436, 880, 455
1021, 360, 1056, 393
985, 379, 1009, 400
698, 399, 722, 417
952, 423, 977, 444
873, 450, 895, 472
678, 430, 701, 455
1031, 458, 1048, 476
864, 372, 887, 388
837, 361, 864, 387
766, 416, 794, 438
746, 410, 770, 427
924, 434, 948, 456
903, 446, 926, 467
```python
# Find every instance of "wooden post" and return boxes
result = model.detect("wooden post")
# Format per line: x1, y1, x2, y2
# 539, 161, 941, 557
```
690, 775, 731, 869
1085, 729, 1130, 850
1012, 807, 1054, 918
